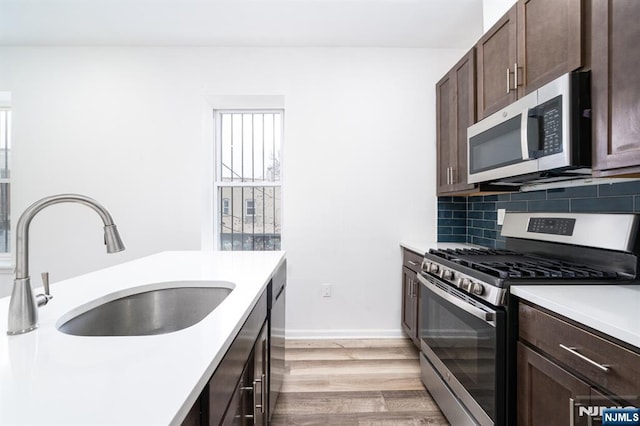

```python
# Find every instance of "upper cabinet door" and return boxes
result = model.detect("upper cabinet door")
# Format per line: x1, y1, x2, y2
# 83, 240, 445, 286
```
477, 0, 583, 120
517, 0, 582, 96
436, 49, 477, 196
476, 5, 518, 120
591, 0, 640, 175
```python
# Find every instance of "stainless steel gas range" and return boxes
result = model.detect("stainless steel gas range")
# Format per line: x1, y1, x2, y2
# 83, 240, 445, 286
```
417, 212, 640, 426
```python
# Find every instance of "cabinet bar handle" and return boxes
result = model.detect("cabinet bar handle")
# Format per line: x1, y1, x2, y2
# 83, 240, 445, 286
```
407, 261, 418, 266
559, 344, 610, 372
569, 397, 575, 426
450, 167, 456, 184
260, 373, 267, 413
507, 67, 511, 93
514, 63, 518, 90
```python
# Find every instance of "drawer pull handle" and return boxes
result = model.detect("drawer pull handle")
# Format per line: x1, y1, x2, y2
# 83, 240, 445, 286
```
407, 261, 418, 266
559, 344, 610, 372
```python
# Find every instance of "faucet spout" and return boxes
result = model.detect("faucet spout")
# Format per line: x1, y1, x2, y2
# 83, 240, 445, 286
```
7, 194, 125, 335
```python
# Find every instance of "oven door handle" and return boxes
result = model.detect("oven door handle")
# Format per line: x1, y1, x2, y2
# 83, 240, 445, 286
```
416, 273, 496, 327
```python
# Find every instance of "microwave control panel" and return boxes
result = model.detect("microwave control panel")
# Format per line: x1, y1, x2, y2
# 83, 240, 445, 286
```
539, 95, 563, 156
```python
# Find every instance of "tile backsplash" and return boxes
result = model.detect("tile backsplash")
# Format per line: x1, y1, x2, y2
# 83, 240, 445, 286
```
437, 180, 640, 249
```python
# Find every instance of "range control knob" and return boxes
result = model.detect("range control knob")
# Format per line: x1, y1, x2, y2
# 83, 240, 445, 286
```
429, 263, 440, 274
442, 269, 454, 281
472, 282, 485, 296
421, 259, 429, 272
459, 278, 471, 291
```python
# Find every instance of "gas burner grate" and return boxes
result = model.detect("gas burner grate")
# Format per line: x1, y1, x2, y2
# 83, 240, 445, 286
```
428, 248, 619, 280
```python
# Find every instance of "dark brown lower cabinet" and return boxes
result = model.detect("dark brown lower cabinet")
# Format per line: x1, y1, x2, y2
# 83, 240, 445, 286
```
401, 266, 418, 345
401, 249, 422, 347
517, 342, 590, 426
182, 289, 269, 426
517, 301, 640, 426
220, 321, 268, 426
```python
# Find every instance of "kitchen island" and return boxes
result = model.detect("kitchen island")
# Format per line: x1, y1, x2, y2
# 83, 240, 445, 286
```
0, 250, 285, 425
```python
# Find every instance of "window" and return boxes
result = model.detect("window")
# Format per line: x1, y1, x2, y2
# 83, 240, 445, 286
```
0, 106, 10, 256
245, 199, 256, 217
214, 110, 282, 251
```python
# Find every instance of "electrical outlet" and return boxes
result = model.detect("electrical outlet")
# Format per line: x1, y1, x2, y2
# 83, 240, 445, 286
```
322, 284, 332, 297
497, 209, 506, 226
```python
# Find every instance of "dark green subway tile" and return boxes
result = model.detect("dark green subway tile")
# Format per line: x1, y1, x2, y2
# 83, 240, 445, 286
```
468, 211, 484, 219
635, 196, 640, 212
468, 227, 484, 237
496, 240, 507, 249
439, 218, 466, 227
448, 203, 468, 211
438, 210, 453, 219
547, 185, 597, 199
497, 201, 528, 211
483, 195, 499, 201
484, 230, 498, 239
510, 190, 546, 201
497, 193, 512, 201
484, 211, 497, 221
437, 226, 452, 235
451, 227, 467, 235
528, 199, 570, 212
598, 180, 640, 196
451, 196, 468, 203
438, 196, 453, 202
570, 196, 634, 213
438, 235, 467, 243
453, 211, 467, 219
471, 219, 496, 230
471, 202, 497, 211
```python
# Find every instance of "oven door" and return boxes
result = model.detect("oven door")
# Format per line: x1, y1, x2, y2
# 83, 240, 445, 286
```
417, 272, 506, 425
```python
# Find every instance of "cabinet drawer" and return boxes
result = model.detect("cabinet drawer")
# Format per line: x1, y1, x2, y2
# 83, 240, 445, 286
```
402, 249, 423, 273
519, 302, 640, 400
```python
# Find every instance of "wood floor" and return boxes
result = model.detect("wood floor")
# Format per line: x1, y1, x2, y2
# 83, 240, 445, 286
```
271, 339, 449, 425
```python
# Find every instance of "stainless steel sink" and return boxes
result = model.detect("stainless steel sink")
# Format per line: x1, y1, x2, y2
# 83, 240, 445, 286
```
57, 284, 233, 336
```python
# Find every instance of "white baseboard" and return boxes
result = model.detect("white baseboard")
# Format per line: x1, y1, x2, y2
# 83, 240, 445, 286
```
285, 328, 407, 340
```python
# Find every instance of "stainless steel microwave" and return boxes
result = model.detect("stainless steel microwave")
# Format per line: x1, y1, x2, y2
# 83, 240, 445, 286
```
467, 72, 591, 185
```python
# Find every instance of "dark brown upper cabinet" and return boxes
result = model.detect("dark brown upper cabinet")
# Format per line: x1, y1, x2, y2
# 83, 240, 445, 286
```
476, 0, 583, 120
436, 49, 478, 196
591, 0, 640, 176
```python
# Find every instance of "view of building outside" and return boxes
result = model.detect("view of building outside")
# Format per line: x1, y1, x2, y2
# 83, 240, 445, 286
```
0, 109, 10, 254
215, 111, 282, 251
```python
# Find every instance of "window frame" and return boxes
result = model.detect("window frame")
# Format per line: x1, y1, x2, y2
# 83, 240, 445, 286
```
245, 199, 256, 217
0, 93, 11, 268
212, 108, 284, 251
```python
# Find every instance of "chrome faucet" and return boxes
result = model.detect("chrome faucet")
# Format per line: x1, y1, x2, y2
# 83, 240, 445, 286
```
7, 194, 125, 335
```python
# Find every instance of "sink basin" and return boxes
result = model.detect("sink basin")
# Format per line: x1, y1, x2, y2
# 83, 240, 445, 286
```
57, 283, 233, 336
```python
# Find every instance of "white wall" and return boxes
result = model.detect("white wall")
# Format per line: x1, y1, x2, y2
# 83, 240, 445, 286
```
483, 0, 517, 31
0, 47, 464, 337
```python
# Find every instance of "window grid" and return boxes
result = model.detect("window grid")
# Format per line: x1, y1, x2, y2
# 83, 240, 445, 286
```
215, 110, 282, 251
0, 108, 10, 255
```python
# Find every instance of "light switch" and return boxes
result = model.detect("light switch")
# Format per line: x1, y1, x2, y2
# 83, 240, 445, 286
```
497, 209, 506, 226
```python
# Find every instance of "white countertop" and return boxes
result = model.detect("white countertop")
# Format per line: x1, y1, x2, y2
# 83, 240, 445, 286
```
511, 284, 640, 350
0, 250, 285, 425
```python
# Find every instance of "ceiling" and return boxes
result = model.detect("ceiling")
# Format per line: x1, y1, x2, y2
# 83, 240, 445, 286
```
0, 0, 484, 48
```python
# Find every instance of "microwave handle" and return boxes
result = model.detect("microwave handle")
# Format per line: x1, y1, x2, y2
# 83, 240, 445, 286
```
521, 108, 530, 160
